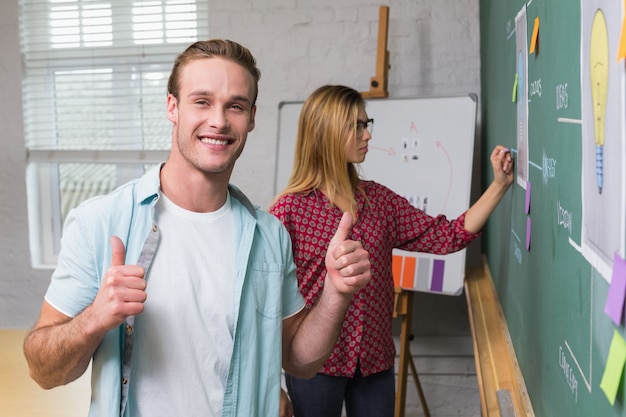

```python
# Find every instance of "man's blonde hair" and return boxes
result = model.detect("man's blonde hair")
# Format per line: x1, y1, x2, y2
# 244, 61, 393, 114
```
167, 39, 261, 105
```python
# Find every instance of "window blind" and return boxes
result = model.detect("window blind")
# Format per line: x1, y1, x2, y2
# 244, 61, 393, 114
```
20, 0, 209, 151
19, 0, 209, 267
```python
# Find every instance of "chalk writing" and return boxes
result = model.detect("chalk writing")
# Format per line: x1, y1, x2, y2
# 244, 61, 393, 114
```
542, 151, 556, 184
556, 83, 569, 110
514, 241, 523, 264
557, 200, 572, 235
530, 79, 542, 97
559, 346, 579, 402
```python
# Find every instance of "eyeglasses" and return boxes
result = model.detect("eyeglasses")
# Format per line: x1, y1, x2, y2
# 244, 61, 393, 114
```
356, 118, 374, 136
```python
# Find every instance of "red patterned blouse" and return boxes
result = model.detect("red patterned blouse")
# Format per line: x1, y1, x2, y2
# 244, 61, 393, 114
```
269, 180, 479, 377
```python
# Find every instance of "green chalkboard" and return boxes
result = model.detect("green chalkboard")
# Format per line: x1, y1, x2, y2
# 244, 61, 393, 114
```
480, 0, 626, 416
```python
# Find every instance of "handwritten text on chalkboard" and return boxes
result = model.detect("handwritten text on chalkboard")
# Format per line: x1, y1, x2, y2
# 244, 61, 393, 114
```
560, 345, 579, 403
557, 200, 573, 236
556, 83, 569, 110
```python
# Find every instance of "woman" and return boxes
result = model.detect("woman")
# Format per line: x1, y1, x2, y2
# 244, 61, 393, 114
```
270, 85, 513, 417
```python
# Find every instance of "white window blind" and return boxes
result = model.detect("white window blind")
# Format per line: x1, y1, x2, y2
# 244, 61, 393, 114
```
20, 0, 209, 267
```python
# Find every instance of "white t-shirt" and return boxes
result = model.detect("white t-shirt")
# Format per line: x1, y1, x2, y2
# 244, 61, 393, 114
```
129, 192, 235, 417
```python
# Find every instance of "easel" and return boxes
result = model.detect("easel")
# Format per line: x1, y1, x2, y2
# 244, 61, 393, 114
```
394, 288, 431, 417
361, 5, 390, 98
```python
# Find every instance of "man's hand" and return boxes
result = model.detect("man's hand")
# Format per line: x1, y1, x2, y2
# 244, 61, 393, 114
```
89, 236, 147, 332
23, 236, 147, 389
324, 212, 371, 295
281, 213, 371, 378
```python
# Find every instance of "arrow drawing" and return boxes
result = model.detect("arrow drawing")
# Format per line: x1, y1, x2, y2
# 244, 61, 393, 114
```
436, 140, 453, 213
369, 146, 396, 156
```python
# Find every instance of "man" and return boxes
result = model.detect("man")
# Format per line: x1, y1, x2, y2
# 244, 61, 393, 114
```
23, 39, 371, 417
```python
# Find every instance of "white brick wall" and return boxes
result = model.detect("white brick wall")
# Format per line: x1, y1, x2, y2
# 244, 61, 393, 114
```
0, 0, 480, 327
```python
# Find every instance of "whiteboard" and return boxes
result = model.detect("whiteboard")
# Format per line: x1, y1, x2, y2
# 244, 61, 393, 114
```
275, 95, 477, 295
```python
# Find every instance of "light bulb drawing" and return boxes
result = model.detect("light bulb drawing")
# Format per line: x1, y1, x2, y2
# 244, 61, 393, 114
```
589, 9, 609, 194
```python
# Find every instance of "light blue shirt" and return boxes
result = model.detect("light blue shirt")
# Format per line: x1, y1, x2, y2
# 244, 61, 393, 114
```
45, 164, 305, 417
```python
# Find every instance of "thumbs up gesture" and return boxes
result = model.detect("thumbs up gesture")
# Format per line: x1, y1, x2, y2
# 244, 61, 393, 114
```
89, 237, 147, 332
324, 212, 371, 296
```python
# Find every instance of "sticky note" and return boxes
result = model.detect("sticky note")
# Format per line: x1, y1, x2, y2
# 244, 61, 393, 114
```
525, 216, 531, 251
512, 73, 518, 102
618, 0, 626, 62
529, 16, 540, 54
525, 181, 531, 214
600, 330, 626, 405
604, 253, 626, 325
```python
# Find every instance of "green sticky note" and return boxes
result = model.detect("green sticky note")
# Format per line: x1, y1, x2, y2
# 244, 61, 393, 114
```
600, 330, 626, 405
512, 73, 518, 102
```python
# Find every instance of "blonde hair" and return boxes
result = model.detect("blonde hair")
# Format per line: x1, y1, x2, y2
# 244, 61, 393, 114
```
167, 39, 261, 105
274, 85, 365, 218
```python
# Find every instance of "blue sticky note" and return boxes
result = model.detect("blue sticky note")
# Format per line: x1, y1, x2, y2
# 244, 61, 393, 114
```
604, 253, 626, 325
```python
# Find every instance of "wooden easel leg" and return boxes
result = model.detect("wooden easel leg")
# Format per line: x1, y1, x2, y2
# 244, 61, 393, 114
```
394, 289, 430, 417
409, 355, 431, 417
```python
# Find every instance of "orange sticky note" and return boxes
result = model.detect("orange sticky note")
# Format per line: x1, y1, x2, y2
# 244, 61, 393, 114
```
529, 16, 540, 54
618, 0, 626, 61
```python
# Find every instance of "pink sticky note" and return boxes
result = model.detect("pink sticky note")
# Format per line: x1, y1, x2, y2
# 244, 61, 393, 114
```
604, 253, 626, 325
525, 181, 531, 214
526, 216, 531, 250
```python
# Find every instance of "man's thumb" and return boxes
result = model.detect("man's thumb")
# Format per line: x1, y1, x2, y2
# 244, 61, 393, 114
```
330, 212, 353, 245
110, 236, 126, 267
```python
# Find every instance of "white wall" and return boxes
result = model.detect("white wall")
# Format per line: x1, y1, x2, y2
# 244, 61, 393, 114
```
0, 0, 481, 328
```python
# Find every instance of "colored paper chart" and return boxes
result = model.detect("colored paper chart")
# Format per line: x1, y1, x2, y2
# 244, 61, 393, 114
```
393, 253, 447, 293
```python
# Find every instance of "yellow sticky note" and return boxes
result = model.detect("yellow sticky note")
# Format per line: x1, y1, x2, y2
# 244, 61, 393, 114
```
618, 0, 626, 62
529, 16, 540, 54
512, 73, 518, 102
600, 330, 626, 405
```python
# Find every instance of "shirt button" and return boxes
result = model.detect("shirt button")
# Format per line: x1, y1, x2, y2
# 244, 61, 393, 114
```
152, 225, 158, 232
122, 377, 128, 385
125, 324, 133, 335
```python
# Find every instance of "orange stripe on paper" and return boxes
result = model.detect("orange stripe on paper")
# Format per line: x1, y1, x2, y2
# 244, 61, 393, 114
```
402, 256, 417, 289
392, 255, 403, 287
